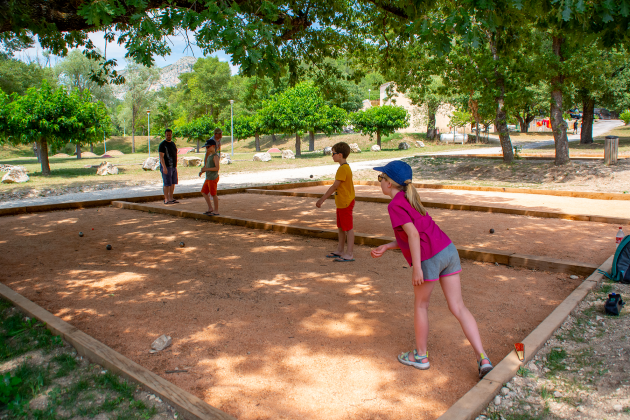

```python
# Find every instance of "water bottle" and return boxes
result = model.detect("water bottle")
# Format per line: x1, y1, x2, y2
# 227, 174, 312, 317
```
617, 227, 625, 247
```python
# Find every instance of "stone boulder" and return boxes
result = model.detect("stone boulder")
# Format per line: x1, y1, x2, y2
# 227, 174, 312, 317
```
0, 164, 26, 172
96, 161, 118, 176
323, 147, 333, 155
349, 143, 361, 153
371, 144, 381, 152
220, 157, 231, 165
1, 168, 29, 184
398, 142, 410, 150
253, 152, 272, 162
142, 157, 160, 171
282, 149, 295, 159
182, 156, 202, 167
151, 335, 172, 352
415, 141, 425, 148
220, 152, 230, 159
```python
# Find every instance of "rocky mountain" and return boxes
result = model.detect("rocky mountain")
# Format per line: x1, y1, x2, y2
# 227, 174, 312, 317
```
113, 56, 198, 99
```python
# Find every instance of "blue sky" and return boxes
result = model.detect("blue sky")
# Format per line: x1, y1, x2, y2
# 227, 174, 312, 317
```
15, 31, 239, 74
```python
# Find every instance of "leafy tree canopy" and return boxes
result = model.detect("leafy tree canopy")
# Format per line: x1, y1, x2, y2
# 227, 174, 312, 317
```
351, 105, 409, 146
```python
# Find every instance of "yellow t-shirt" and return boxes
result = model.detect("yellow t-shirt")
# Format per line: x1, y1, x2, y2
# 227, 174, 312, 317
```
334, 163, 355, 209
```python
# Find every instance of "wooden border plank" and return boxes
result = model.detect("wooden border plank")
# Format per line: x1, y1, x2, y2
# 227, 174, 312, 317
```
111, 201, 599, 275
436, 255, 613, 420
0, 283, 235, 420
244, 189, 629, 225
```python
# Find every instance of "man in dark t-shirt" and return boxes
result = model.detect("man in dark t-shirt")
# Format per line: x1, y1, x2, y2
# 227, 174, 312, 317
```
159, 129, 178, 204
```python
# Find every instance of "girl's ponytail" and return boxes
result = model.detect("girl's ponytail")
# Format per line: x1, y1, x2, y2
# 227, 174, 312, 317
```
403, 180, 427, 216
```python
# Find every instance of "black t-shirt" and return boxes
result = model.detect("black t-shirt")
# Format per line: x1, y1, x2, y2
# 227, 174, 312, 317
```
159, 140, 178, 168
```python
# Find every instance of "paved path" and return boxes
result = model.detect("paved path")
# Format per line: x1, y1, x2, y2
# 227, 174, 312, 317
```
429, 119, 624, 155
1, 120, 623, 209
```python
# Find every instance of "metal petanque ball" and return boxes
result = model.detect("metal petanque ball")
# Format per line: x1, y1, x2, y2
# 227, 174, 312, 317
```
489, 229, 495, 234
179, 242, 185, 248
310, 175, 313, 178
106, 244, 112, 250
79, 232, 84, 237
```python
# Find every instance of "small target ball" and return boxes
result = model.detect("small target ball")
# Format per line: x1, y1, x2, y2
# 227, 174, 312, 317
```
489, 229, 495, 234
106, 244, 112, 250
79, 232, 83, 237
310, 175, 313, 178
179, 242, 185, 248
92, 228, 94, 230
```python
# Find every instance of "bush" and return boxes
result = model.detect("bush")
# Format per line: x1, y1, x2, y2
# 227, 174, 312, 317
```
620, 110, 630, 125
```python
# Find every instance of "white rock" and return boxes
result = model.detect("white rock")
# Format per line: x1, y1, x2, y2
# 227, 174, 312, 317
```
577, 406, 585, 413
96, 161, 118, 176
0, 164, 26, 172
183, 156, 202, 167
220, 157, 231, 165
595, 316, 603, 321
494, 395, 501, 405
523, 405, 531, 410
415, 141, 425, 147
570, 275, 579, 279
323, 147, 333, 155
142, 157, 160, 171
253, 152, 272, 162
613, 404, 623, 412
1, 168, 29, 183
398, 141, 410, 150
349, 143, 361, 153
553, 391, 562, 398
501, 387, 510, 395
371, 144, 381, 152
220, 152, 230, 159
151, 334, 172, 351
281, 149, 295, 159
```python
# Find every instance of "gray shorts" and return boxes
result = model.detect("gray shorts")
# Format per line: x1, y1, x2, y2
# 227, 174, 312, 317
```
421, 243, 462, 281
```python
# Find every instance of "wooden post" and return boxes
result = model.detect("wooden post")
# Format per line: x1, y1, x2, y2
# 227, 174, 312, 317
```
604, 136, 619, 165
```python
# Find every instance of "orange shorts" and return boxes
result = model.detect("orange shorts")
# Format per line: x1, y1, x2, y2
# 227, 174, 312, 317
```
336, 199, 355, 232
201, 177, 219, 196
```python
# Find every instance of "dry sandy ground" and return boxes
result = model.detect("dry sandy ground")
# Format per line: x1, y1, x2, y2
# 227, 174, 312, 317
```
0, 207, 583, 420
153, 193, 617, 265
282, 185, 630, 220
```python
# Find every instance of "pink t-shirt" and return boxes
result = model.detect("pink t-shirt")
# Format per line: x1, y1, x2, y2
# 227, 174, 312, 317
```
388, 191, 452, 266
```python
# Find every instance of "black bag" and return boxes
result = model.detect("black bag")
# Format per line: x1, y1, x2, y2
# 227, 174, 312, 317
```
605, 293, 625, 316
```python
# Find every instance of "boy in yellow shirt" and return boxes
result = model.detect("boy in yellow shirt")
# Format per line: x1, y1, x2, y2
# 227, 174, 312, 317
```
316, 142, 355, 262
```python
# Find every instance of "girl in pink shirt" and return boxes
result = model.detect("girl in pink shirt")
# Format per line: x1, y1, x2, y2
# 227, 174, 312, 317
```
371, 161, 493, 379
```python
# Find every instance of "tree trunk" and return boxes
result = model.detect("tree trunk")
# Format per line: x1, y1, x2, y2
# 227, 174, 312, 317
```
426, 108, 437, 140
309, 130, 315, 152
132, 112, 136, 153
76, 144, 82, 159
489, 34, 514, 163
38, 138, 51, 175
376, 130, 381, 147
550, 36, 570, 165
516, 116, 528, 133
295, 133, 301, 157
90, 143, 94, 153
196, 139, 200, 153
580, 97, 595, 144
255, 131, 260, 152
272, 133, 277, 143
33, 142, 41, 163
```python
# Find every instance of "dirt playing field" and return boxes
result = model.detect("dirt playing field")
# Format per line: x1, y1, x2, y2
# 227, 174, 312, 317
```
149, 192, 618, 266
0, 207, 584, 420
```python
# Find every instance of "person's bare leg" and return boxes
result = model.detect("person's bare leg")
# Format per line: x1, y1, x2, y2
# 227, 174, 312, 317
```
341, 229, 354, 259
202, 193, 213, 212
411, 281, 436, 362
335, 228, 346, 255
212, 195, 219, 213
440, 274, 488, 362
169, 185, 175, 202
163, 186, 169, 203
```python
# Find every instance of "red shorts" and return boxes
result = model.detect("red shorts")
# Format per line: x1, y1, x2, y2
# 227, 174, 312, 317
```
201, 177, 219, 196
336, 199, 355, 232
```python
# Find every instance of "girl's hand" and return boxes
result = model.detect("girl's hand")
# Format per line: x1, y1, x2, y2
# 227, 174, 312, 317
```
412, 266, 424, 286
370, 245, 388, 258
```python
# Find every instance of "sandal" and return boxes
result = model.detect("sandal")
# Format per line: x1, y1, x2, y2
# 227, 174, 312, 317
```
171, 199, 180, 203
326, 252, 342, 258
203, 211, 214, 216
398, 350, 430, 370
478, 353, 493, 379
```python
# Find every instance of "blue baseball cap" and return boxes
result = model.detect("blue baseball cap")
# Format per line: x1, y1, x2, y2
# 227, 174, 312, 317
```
373, 160, 413, 186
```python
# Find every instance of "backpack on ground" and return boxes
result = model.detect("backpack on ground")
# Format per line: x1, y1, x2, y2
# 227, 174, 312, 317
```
605, 293, 625, 316
599, 235, 630, 284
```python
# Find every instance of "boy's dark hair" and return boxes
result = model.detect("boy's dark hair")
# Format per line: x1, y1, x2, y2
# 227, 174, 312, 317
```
165, 128, 172, 133
332, 142, 351, 159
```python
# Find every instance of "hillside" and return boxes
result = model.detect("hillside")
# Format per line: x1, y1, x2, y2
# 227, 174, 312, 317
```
112, 56, 197, 99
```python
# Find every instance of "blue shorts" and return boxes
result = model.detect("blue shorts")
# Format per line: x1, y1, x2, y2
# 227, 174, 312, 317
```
161, 166, 178, 187
421, 243, 462, 281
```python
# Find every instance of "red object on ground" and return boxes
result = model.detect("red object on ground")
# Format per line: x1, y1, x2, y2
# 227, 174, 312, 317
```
515, 343, 525, 361
267, 148, 282, 153
177, 147, 195, 155
101, 154, 113, 158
